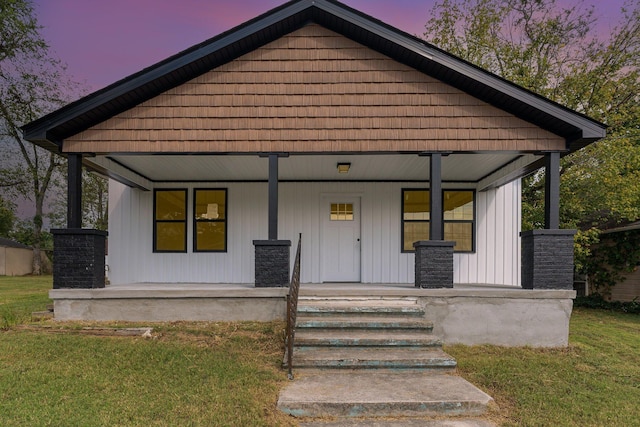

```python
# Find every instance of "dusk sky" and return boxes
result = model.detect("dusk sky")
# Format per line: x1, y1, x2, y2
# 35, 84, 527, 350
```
32, 0, 626, 93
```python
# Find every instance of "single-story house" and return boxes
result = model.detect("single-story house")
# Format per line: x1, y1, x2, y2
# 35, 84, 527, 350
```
22, 0, 605, 346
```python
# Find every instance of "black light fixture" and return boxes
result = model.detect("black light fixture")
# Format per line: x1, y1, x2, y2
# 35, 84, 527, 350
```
337, 162, 351, 174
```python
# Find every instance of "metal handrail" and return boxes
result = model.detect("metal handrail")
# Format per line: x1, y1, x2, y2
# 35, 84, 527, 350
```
285, 233, 302, 380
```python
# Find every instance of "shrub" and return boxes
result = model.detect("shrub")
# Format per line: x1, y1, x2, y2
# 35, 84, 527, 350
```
574, 294, 640, 314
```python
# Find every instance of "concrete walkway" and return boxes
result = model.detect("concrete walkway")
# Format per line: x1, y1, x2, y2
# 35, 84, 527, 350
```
277, 370, 494, 422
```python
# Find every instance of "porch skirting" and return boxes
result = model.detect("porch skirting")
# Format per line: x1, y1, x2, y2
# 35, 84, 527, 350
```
49, 283, 575, 347
49, 284, 288, 322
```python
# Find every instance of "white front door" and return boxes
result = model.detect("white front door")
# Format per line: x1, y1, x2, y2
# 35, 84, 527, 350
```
321, 197, 361, 282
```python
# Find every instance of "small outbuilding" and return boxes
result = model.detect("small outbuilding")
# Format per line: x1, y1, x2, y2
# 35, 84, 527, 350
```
0, 237, 36, 276
596, 222, 640, 302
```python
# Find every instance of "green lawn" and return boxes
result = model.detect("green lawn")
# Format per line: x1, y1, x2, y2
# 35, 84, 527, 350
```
0, 275, 52, 328
0, 276, 295, 426
1, 276, 639, 426
447, 308, 640, 426
0, 322, 293, 426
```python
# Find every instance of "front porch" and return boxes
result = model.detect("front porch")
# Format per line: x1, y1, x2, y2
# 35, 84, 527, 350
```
49, 282, 575, 347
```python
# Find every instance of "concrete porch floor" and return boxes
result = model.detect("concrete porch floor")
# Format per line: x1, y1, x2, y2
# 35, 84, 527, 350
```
61, 281, 542, 294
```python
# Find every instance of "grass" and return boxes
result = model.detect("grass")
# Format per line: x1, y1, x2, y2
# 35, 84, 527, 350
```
446, 308, 640, 426
1, 276, 638, 425
0, 275, 295, 426
0, 322, 294, 426
0, 275, 52, 328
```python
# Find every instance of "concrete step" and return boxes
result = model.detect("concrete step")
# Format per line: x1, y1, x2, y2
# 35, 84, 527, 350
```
295, 330, 442, 347
31, 311, 54, 321
296, 315, 433, 331
290, 347, 456, 370
296, 296, 429, 319
299, 297, 419, 306
299, 419, 497, 427
31, 304, 55, 321
277, 371, 493, 418
281, 297, 493, 423
298, 304, 424, 316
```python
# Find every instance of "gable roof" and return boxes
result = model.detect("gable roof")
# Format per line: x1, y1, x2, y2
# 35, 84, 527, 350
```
0, 237, 31, 249
601, 221, 640, 234
22, 0, 605, 152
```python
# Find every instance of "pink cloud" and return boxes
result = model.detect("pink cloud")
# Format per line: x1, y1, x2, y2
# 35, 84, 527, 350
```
33, 0, 625, 92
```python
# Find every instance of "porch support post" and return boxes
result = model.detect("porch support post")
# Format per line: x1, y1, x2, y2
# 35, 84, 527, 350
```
544, 152, 560, 230
253, 153, 290, 287
429, 153, 443, 240
268, 153, 278, 240
414, 240, 455, 288
521, 229, 575, 289
51, 153, 107, 289
253, 240, 291, 287
67, 153, 82, 228
414, 153, 454, 288
51, 229, 108, 289
521, 152, 576, 290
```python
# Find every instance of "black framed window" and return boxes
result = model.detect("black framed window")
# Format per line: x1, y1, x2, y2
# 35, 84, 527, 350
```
443, 190, 474, 252
154, 189, 187, 252
193, 189, 227, 252
402, 189, 430, 252
402, 189, 475, 253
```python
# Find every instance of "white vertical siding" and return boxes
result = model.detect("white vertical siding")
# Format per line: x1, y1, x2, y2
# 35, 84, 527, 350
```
108, 179, 521, 286
108, 181, 267, 284
108, 181, 148, 284
454, 180, 521, 286
278, 182, 414, 284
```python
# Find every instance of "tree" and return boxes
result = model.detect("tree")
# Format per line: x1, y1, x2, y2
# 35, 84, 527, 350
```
424, 0, 640, 290
82, 172, 108, 231
0, 196, 15, 237
424, 0, 640, 232
48, 171, 109, 231
0, 0, 78, 274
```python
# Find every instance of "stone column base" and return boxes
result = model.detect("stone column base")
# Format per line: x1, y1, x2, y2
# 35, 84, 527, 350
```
253, 240, 291, 287
414, 240, 455, 288
52, 229, 108, 289
521, 229, 576, 290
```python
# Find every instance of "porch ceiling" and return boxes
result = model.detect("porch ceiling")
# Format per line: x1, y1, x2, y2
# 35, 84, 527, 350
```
90, 153, 539, 184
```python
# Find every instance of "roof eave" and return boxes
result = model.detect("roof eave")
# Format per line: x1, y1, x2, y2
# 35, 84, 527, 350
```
313, 0, 606, 145
21, 0, 606, 151
22, 0, 317, 144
